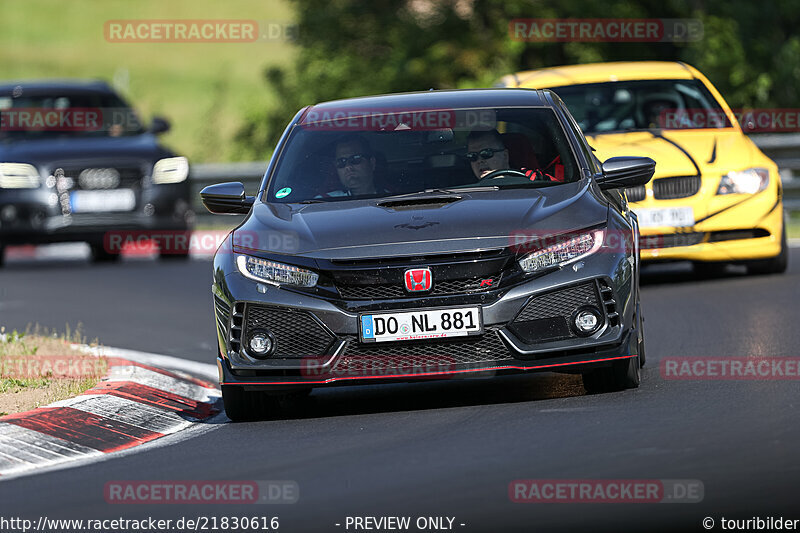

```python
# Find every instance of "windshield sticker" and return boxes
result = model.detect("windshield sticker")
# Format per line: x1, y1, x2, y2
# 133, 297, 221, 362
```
275, 187, 292, 198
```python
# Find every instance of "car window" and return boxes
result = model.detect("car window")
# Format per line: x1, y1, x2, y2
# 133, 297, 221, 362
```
553, 79, 730, 134
266, 106, 580, 203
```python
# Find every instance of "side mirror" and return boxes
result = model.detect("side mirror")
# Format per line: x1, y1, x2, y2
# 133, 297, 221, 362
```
200, 182, 255, 214
597, 156, 656, 190
150, 116, 171, 134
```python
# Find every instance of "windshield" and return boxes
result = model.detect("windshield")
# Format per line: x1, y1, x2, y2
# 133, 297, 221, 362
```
266, 106, 580, 203
0, 91, 145, 140
552, 79, 730, 134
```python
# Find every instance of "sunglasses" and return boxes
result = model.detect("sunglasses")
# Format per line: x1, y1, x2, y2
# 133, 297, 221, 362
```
335, 154, 369, 168
465, 147, 505, 162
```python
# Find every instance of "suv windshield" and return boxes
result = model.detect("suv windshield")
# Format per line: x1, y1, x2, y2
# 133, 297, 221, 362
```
0, 91, 145, 140
552, 79, 730, 134
266, 106, 579, 203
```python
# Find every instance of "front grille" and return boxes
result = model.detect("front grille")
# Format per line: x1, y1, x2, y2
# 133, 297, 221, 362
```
243, 304, 335, 359
510, 282, 602, 343
333, 327, 510, 373
652, 176, 701, 200
60, 166, 143, 190
337, 275, 501, 300
640, 232, 705, 249
514, 283, 599, 322
626, 185, 646, 202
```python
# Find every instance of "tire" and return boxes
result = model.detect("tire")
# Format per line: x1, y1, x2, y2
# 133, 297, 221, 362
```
90, 243, 121, 263
747, 221, 788, 275
582, 355, 640, 394
222, 385, 280, 422
159, 250, 191, 261
693, 261, 727, 278
637, 303, 646, 368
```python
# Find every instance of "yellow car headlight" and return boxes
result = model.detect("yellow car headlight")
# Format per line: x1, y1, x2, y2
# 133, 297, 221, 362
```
152, 157, 189, 184
0, 163, 40, 189
716, 168, 769, 195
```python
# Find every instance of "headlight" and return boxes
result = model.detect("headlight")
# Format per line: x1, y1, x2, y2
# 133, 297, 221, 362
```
716, 168, 769, 195
0, 163, 40, 189
518, 229, 604, 273
152, 157, 189, 184
236, 254, 319, 287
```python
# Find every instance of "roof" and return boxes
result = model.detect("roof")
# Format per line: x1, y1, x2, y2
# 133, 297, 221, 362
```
302, 88, 553, 119
0, 79, 114, 95
500, 61, 699, 89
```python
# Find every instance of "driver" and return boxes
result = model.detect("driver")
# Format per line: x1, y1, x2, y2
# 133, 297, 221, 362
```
466, 129, 510, 179
466, 129, 560, 182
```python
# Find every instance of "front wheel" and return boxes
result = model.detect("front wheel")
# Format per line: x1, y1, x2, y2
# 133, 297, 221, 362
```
747, 221, 788, 275
90, 243, 121, 263
222, 385, 281, 422
582, 355, 640, 394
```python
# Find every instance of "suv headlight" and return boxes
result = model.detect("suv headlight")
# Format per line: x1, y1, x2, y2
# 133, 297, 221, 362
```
152, 157, 189, 184
236, 254, 319, 287
716, 168, 769, 195
518, 229, 604, 273
0, 163, 40, 189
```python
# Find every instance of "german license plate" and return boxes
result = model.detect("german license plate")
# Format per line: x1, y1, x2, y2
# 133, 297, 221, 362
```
70, 189, 135, 213
634, 206, 694, 227
360, 307, 483, 343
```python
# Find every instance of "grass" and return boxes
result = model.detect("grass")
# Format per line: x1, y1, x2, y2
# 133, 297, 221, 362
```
0, 325, 106, 416
0, 0, 295, 162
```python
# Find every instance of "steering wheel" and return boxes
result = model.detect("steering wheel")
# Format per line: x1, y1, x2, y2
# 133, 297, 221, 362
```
481, 169, 529, 180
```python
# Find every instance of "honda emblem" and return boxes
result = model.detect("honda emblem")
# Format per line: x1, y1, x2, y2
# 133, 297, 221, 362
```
404, 268, 432, 292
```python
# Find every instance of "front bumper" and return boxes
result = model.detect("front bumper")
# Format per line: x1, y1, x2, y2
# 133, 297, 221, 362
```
0, 183, 191, 245
636, 187, 784, 263
212, 239, 639, 390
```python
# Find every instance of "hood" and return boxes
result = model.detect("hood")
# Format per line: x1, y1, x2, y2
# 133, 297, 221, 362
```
0, 134, 171, 167
234, 180, 608, 260
586, 129, 762, 179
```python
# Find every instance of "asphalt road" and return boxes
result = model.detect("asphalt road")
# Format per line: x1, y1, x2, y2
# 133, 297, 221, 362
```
1, 248, 799, 532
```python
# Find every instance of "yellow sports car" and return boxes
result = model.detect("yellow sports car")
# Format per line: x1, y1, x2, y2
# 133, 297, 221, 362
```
496, 61, 787, 275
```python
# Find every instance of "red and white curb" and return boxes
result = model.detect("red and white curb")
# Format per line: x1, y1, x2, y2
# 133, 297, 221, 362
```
0, 349, 221, 479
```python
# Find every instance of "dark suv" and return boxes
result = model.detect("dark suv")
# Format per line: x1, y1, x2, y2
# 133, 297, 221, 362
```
0, 80, 192, 264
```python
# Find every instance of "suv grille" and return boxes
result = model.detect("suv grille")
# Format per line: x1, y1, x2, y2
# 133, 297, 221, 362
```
59, 166, 143, 190
243, 304, 335, 358
652, 176, 701, 200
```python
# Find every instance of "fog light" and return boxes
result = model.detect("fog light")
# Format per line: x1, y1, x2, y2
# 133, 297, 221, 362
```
572, 307, 602, 336
247, 330, 275, 358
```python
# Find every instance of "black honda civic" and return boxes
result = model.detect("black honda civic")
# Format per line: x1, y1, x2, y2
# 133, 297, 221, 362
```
0, 80, 192, 265
202, 88, 654, 420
